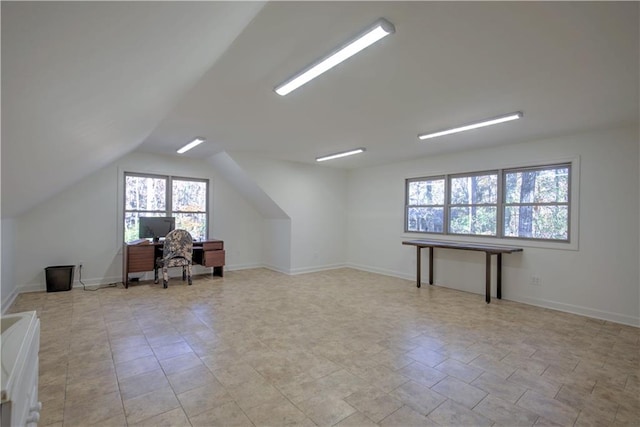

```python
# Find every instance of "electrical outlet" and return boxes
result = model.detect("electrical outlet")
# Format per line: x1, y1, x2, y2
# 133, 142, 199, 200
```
530, 275, 541, 286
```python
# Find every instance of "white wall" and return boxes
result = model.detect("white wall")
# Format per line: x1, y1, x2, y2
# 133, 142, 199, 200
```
1, 218, 17, 312
205, 159, 265, 271
12, 151, 263, 291
262, 218, 292, 273
207, 152, 292, 272
347, 125, 640, 326
6, 128, 638, 326
232, 154, 349, 274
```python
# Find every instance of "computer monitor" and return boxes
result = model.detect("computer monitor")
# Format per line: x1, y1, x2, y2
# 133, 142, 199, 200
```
139, 217, 175, 242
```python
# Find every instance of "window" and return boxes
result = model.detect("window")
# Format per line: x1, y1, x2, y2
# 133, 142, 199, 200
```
449, 172, 498, 236
124, 173, 208, 242
503, 165, 569, 240
405, 163, 571, 242
406, 177, 445, 232
171, 178, 208, 240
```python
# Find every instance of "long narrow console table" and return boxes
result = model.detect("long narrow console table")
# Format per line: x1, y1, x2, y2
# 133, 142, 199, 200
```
402, 239, 523, 303
123, 239, 225, 288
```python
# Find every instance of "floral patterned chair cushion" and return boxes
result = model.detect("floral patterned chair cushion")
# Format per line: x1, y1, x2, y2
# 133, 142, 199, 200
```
154, 229, 193, 288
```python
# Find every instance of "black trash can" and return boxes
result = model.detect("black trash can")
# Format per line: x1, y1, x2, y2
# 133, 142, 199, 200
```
45, 265, 74, 292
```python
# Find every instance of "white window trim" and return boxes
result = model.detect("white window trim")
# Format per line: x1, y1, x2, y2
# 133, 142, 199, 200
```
117, 166, 212, 247
402, 156, 580, 251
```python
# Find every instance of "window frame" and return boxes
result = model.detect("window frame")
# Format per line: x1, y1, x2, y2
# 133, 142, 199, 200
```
447, 170, 500, 237
501, 163, 571, 242
123, 172, 209, 242
404, 162, 573, 244
405, 175, 446, 233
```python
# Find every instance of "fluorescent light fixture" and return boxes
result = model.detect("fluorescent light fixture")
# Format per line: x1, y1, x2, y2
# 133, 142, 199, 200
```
418, 112, 523, 140
275, 18, 395, 96
177, 137, 205, 154
316, 148, 366, 162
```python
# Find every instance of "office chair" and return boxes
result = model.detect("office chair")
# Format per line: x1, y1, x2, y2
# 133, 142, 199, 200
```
154, 229, 193, 288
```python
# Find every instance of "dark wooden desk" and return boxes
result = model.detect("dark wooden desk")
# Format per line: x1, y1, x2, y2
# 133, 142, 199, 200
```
402, 239, 523, 303
123, 239, 225, 288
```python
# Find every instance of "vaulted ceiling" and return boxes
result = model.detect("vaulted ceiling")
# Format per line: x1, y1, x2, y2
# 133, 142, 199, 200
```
2, 1, 638, 218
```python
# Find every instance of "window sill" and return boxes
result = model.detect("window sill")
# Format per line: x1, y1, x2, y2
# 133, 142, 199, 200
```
400, 232, 578, 251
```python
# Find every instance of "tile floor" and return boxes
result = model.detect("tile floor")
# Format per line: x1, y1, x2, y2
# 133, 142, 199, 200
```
7, 268, 639, 426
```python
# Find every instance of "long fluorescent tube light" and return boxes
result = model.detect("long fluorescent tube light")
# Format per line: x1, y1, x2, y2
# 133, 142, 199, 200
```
177, 137, 205, 154
418, 112, 523, 140
316, 148, 366, 162
275, 18, 395, 96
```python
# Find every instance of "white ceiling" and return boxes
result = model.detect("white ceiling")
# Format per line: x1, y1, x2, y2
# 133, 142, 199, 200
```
2, 1, 638, 218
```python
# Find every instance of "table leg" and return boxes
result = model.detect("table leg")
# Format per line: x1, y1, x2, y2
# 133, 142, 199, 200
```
429, 247, 434, 285
497, 253, 502, 299
416, 246, 421, 288
485, 253, 491, 303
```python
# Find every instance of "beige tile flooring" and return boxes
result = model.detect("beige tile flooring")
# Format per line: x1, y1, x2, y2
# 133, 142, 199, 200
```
7, 268, 639, 426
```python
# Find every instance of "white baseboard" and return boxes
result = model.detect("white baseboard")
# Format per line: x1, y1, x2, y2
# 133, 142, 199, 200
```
73, 275, 123, 288
224, 262, 263, 272
259, 262, 348, 275
289, 263, 347, 275
347, 263, 640, 327
510, 295, 640, 328
16, 283, 45, 293
7, 264, 638, 328
346, 262, 414, 282
1, 288, 19, 314
261, 263, 291, 275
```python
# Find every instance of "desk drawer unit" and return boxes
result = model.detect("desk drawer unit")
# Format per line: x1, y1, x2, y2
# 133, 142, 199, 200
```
202, 241, 224, 268
200, 240, 224, 277
124, 240, 226, 287
203, 250, 225, 267
202, 241, 223, 251
127, 245, 155, 272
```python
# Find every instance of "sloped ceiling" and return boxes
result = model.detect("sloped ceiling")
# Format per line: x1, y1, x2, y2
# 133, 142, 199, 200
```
1, 1, 265, 218
141, 1, 638, 162
2, 1, 638, 219
207, 151, 288, 219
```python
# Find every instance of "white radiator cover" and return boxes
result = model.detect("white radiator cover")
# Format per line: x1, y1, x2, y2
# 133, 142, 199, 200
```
1, 311, 41, 426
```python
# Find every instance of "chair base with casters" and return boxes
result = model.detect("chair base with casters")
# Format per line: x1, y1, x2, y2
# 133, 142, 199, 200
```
153, 229, 194, 288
